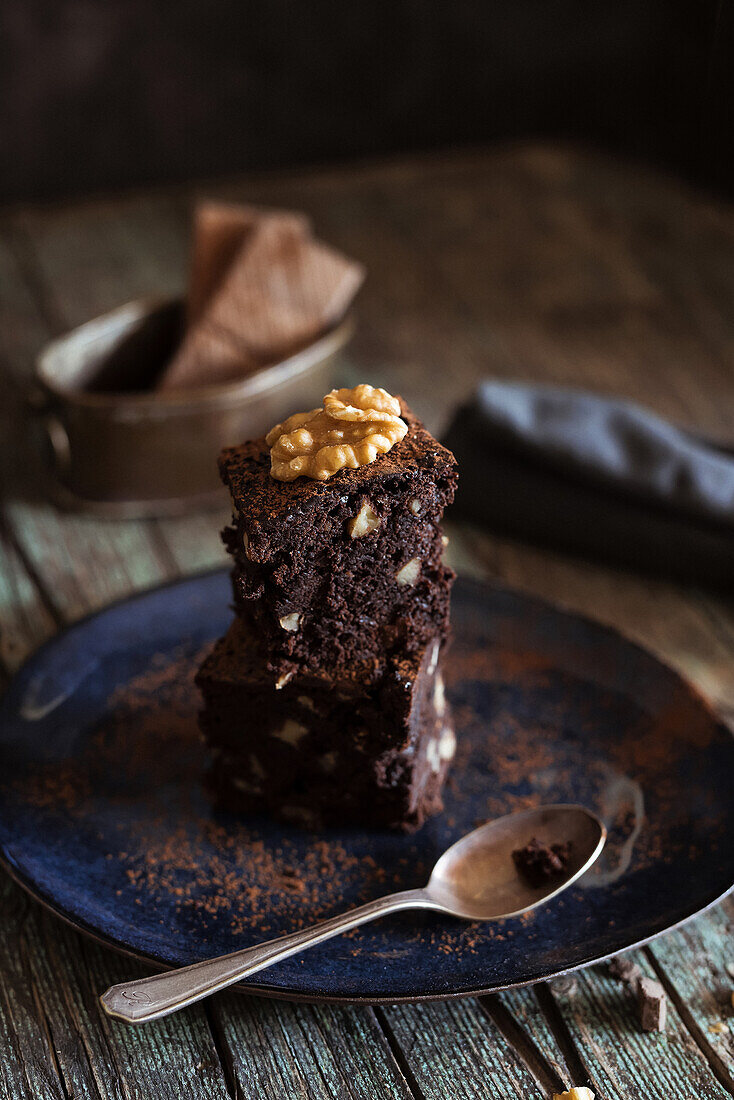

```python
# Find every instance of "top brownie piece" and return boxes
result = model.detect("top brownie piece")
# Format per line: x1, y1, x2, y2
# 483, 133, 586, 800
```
218, 400, 457, 565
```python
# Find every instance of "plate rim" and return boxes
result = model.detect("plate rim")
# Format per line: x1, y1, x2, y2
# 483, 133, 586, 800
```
1, 567, 733, 1005
1, 848, 732, 1005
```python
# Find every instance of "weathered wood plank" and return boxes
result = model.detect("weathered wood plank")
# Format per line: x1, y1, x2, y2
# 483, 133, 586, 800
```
0, 225, 56, 378
0, 877, 74, 1100
4, 194, 232, 600
647, 898, 734, 1083
0, 229, 58, 503
381, 998, 549, 1098
153, 510, 230, 576
7, 145, 734, 445
374, 145, 734, 442
8, 195, 188, 330
493, 985, 575, 1089
546, 953, 732, 1099
3, 199, 227, 587
3, 505, 170, 622
35, 913, 233, 1100
0, 525, 56, 675
209, 993, 413, 1099
0, 871, 233, 1100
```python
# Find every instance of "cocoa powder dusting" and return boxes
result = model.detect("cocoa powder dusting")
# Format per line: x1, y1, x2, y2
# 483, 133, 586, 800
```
8, 617, 728, 965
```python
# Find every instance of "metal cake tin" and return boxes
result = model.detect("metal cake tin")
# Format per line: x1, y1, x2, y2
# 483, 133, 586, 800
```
32, 298, 353, 517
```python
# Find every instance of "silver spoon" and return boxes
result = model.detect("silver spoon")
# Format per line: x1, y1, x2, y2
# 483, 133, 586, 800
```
101, 803, 605, 1024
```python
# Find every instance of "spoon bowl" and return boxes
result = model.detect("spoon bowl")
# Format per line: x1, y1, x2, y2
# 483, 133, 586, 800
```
426, 804, 606, 920
101, 803, 606, 1024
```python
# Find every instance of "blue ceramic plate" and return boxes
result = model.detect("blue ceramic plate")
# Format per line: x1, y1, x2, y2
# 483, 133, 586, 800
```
0, 572, 732, 1003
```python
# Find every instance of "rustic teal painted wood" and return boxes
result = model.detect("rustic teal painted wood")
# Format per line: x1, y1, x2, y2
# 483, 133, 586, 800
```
382, 998, 549, 1098
0, 879, 67, 1100
648, 898, 734, 1083
0, 530, 55, 675
494, 985, 575, 1089
1, 875, 233, 1100
5, 505, 173, 620
210, 994, 413, 1099
0, 146, 733, 1099
156, 511, 231, 575
548, 955, 732, 1099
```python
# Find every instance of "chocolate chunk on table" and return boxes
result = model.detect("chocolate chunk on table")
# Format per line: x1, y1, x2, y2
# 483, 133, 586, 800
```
637, 976, 667, 1031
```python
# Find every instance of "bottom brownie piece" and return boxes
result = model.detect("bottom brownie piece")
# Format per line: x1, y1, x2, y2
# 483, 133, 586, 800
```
196, 619, 455, 832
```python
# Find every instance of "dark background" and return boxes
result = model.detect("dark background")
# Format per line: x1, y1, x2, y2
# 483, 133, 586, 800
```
0, 0, 731, 203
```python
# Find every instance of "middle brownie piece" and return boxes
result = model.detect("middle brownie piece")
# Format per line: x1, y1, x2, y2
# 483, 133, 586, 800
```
196, 618, 455, 832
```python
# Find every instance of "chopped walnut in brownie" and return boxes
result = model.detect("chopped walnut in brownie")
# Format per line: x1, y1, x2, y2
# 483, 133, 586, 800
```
512, 836, 573, 887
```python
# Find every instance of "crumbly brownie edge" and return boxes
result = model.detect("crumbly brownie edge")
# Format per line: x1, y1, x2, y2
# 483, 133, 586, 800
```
218, 401, 458, 564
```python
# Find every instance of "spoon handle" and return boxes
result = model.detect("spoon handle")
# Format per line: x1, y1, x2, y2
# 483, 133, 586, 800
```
100, 887, 433, 1024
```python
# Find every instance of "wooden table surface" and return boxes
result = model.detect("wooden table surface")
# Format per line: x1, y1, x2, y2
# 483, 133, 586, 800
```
1, 144, 733, 1099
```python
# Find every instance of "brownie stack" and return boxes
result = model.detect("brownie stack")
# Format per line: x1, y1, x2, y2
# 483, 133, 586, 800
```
197, 396, 458, 831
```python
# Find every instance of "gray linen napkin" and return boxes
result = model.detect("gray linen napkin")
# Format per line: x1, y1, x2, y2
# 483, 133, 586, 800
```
442, 382, 734, 589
